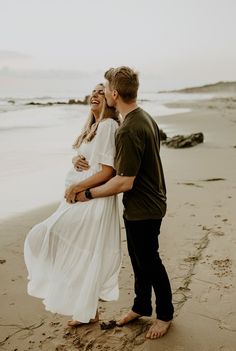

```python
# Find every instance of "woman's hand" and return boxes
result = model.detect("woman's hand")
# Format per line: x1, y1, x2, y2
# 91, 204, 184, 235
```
75, 191, 89, 202
72, 155, 90, 172
64, 184, 81, 203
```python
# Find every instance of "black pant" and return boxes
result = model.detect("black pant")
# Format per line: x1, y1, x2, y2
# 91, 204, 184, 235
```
124, 218, 174, 321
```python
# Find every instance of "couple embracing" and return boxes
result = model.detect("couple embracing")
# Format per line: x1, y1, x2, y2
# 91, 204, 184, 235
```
24, 66, 174, 339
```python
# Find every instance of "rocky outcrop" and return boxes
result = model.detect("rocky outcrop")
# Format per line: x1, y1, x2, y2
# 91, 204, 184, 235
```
25, 95, 90, 106
68, 95, 89, 105
159, 129, 167, 141
159, 81, 236, 94
162, 132, 204, 148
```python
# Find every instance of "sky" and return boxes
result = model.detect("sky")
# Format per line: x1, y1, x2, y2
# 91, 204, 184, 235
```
0, 0, 236, 92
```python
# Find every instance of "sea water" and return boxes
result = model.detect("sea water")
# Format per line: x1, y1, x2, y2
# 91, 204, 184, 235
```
0, 91, 211, 221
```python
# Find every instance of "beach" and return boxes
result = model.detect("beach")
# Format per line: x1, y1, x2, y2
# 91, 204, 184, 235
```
0, 95, 236, 350
0, 93, 190, 221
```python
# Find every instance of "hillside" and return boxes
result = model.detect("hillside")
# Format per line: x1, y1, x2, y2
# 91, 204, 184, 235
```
159, 81, 236, 94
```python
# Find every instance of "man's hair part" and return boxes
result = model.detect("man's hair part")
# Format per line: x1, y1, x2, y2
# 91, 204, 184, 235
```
104, 66, 139, 103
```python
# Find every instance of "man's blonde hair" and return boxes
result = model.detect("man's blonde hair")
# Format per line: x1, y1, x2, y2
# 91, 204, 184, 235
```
104, 66, 139, 103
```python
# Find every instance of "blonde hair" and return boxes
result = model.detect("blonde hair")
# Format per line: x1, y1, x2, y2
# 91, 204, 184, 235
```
104, 66, 139, 103
73, 85, 120, 149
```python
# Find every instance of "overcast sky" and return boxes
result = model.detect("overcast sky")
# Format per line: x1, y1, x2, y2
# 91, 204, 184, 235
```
1, 0, 236, 90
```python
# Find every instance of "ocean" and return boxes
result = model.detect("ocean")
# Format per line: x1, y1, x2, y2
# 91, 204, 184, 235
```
0, 90, 211, 221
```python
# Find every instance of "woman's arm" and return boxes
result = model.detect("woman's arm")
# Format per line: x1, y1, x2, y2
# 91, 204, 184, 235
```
64, 164, 115, 203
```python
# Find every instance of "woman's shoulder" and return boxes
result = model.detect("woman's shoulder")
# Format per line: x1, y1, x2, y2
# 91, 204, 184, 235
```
100, 118, 119, 126
98, 118, 119, 131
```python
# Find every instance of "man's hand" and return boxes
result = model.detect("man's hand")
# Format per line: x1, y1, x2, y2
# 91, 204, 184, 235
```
64, 184, 81, 203
75, 191, 89, 202
72, 155, 90, 172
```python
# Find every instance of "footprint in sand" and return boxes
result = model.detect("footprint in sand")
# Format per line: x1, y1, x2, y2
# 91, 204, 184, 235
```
212, 258, 233, 277
220, 311, 236, 332
55, 345, 67, 351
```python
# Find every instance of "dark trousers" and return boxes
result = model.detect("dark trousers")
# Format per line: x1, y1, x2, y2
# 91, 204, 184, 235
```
124, 218, 174, 321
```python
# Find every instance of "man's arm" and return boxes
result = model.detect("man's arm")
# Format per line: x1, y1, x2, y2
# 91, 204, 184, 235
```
75, 175, 135, 202
92, 175, 135, 196
65, 164, 115, 203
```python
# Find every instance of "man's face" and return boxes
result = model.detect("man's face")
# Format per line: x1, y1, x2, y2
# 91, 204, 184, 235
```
104, 81, 116, 107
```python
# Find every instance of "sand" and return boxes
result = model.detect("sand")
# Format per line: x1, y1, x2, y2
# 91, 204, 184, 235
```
0, 96, 236, 351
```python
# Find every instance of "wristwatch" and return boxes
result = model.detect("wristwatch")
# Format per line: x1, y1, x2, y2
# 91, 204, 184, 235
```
85, 189, 93, 200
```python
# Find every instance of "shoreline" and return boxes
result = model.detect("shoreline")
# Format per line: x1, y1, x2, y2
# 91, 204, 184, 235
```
0, 99, 190, 223
1, 96, 236, 350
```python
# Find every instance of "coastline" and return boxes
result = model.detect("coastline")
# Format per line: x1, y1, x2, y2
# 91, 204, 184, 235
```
0, 95, 189, 222
0, 97, 236, 350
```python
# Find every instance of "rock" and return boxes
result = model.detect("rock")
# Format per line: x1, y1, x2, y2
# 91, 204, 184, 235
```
202, 178, 226, 182
82, 95, 90, 104
100, 320, 117, 330
25, 95, 90, 107
8, 100, 15, 104
159, 129, 167, 141
68, 96, 89, 105
26, 102, 53, 106
68, 99, 76, 104
162, 132, 204, 148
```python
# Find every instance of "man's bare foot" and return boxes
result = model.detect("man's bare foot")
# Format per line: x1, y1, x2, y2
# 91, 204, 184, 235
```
67, 311, 99, 327
116, 310, 142, 326
146, 319, 172, 339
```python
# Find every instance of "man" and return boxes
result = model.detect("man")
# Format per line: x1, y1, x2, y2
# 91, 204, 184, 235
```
65, 66, 174, 339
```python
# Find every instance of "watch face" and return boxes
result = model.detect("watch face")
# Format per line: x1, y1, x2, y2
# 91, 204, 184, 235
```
85, 189, 92, 199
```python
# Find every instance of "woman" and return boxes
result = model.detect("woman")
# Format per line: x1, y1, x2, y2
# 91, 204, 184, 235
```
24, 83, 122, 326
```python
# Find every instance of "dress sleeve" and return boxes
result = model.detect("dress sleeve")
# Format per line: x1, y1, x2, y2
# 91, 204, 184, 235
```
88, 119, 118, 168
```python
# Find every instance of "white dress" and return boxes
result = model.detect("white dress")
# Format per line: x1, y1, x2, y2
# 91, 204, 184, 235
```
24, 118, 122, 323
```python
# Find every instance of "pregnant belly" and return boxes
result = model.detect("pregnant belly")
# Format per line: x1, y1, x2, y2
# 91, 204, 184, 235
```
64, 167, 96, 188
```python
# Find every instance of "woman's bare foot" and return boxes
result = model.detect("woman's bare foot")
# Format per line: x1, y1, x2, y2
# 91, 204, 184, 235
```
146, 319, 172, 339
116, 310, 142, 326
67, 320, 83, 327
67, 311, 99, 327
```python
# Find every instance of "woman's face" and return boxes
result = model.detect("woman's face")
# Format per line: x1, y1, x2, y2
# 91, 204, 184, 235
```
89, 84, 105, 114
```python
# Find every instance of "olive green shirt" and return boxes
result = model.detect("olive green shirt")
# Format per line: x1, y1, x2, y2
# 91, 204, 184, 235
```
115, 107, 166, 220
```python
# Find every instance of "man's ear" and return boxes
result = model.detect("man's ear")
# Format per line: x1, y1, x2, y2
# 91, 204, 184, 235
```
112, 90, 118, 100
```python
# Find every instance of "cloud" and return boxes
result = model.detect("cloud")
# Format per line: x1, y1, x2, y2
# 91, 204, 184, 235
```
0, 67, 100, 80
0, 50, 32, 60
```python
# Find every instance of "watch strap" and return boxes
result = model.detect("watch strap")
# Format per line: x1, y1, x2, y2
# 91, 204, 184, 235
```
85, 189, 93, 199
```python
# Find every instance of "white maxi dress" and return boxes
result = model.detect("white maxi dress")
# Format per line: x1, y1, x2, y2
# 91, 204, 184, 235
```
24, 118, 122, 323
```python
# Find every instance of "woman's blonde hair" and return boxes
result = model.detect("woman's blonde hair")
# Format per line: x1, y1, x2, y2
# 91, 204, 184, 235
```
73, 84, 120, 149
